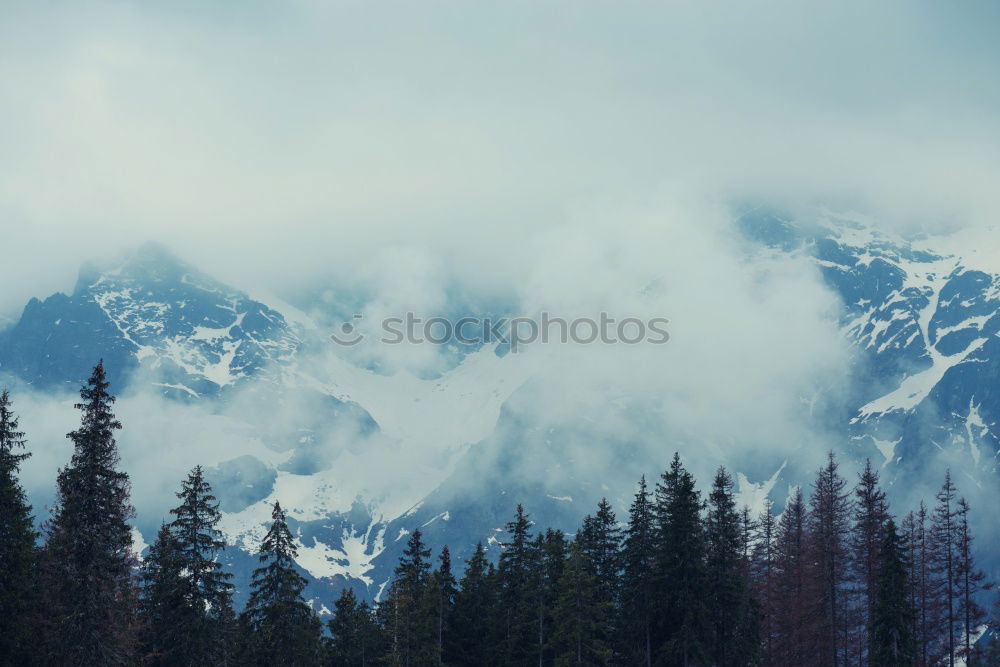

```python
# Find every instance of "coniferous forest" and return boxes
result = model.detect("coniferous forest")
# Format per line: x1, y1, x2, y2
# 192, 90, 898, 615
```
2, 362, 999, 666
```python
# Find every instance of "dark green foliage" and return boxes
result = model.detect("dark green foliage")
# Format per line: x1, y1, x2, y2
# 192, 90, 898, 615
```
549, 540, 613, 666
42, 361, 137, 665
140, 523, 186, 662
851, 458, 889, 663
240, 501, 322, 666
653, 453, 709, 666
497, 504, 542, 665
450, 542, 498, 665
0, 388, 38, 664
326, 588, 383, 666
871, 518, 916, 666
705, 466, 759, 666
140, 466, 235, 665
619, 476, 655, 667
435, 546, 458, 662
380, 529, 439, 665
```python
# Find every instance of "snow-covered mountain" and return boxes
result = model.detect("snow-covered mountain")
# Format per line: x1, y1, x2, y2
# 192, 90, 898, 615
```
2, 213, 997, 608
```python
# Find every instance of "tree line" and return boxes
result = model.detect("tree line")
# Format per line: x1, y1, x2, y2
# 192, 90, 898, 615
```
1, 361, 999, 666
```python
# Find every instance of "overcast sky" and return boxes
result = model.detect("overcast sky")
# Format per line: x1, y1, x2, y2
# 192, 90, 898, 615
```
2, 0, 999, 319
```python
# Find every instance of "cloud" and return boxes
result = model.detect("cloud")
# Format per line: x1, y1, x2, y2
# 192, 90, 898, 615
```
2, 1, 999, 318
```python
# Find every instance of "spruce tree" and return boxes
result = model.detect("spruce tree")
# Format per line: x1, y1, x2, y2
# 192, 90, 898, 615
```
434, 545, 458, 663
753, 499, 780, 666
0, 388, 38, 664
653, 453, 709, 666
497, 504, 541, 664
619, 476, 655, 667
540, 528, 569, 665
579, 498, 622, 604
327, 588, 382, 666
42, 361, 137, 665
380, 529, 438, 666
240, 501, 322, 666
805, 451, 852, 666
550, 540, 613, 666
954, 497, 989, 664
705, 466, 759, 667
870, 518, 916, 666
850, 458, 889, 664
160, 465, 235, 664
772, 487, 807, 666
905, 501, 932, 667
140, 522, 186, 663
929, 471, 960, 666
451, 541, 499, 665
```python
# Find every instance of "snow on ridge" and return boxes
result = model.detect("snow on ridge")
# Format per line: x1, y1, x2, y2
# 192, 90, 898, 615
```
735, 462, 786, 516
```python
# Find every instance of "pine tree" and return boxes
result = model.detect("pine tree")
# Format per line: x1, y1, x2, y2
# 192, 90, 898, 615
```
451, 541, 499, 665
870, 518, 916, 666
705, 466, 759, 667
772, 487, 807, 666
550, 540, 613, 666
905, 501, 932, 667
327, 588, 382, 666
240, 501, 322, 666
579, 498, 622, 603
150, 465, 235, 664
850, 458, 889, 665
954, 497, 989, 664
619, 476, 655, 667
805, 451, 852, 666
497, 504, 541, 664
929, 471, 960, 666
653, 453, 709, 666
380, 529, 438, 666
540, 528, 569, 665
751, 500, 778, 666
578, 498, 620, 661
140, 522, 186, 663
42, 361, 137, 665
0, 389, 38, 664
435, 546, 458, 663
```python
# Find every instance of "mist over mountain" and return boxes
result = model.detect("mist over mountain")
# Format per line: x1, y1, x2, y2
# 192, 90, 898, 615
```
2, 208, 996, 609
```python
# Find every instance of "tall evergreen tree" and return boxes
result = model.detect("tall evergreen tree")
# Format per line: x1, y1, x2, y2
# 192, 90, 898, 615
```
539, 528, 569, 665
752, 499, 778, 666
579, 498, 622, 604
578, 498, 620, 661
434, 545, 458, 663
240, 501, 322, 666
550, 540, 613, 667
772, 487, 808, 666
451, 542, 499, 665
146, 465, 235, 665
42, 361, 137, 665
653, 453, 709, 666
326, 588, 382, 666
140, 522, 186, 663
954, 497, 989, 664
497, 504, 541, 664
619, 476, 656, 667
929, 471, 960, 667
0, 388, 37, 665
380, 529, 438, 666
805, 451, 852, 666
870, 518, 916, 666
905, 501, 933, 667
705, 466, 759, 667
850, 458, 889, 665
